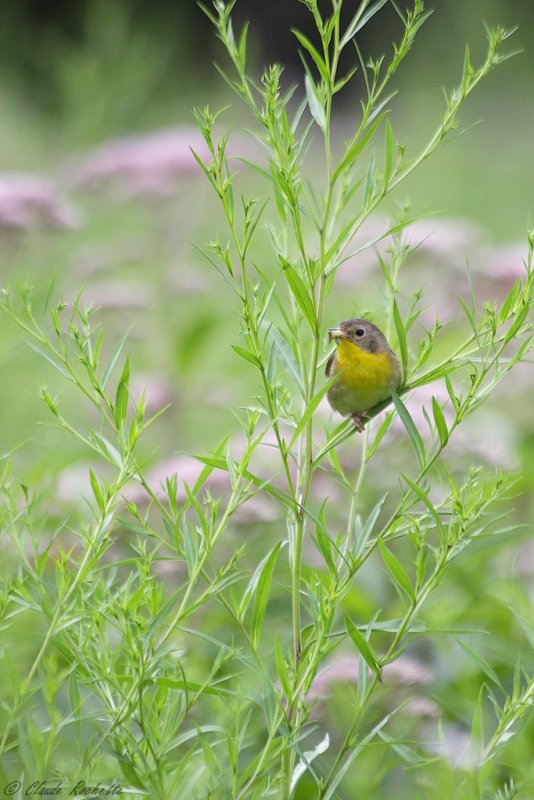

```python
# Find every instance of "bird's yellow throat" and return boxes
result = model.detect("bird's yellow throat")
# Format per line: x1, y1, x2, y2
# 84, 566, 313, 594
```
334, 338, 394, 386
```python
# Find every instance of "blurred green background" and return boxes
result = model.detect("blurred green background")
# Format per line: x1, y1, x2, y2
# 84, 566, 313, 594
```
1, 0, 533, 796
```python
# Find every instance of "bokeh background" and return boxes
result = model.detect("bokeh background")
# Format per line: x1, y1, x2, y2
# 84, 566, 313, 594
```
1, 0, 533, 796
1, 0, 533, 461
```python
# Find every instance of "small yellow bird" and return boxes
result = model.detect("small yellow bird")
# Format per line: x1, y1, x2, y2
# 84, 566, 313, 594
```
326, 318, 402, 431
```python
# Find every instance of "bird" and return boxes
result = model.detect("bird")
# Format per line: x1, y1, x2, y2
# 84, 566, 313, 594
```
325, 318, 402, 431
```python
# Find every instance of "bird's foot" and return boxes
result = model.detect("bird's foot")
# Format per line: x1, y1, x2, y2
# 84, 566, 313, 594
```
351, 412, 370, 433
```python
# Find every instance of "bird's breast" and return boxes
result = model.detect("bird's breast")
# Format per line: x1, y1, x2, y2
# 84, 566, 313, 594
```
327, 339, 398, 415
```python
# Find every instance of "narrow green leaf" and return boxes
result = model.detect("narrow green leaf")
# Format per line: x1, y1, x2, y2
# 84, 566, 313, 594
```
445, 374, 460, 413
431, 396, 449, 446
89, 469, 105, 512
457, 291, 477, 334
392, 300, 408, 380
390, 387, 425, 468
117, 758, 146, 791
313, 525, 337, 575
250, 541, 283, 648
354, 492, 389, 558
266, 337, 277, 384
366, 91, 398, 127
345, 615, 381, 680
27, 342, 70, 378
155, 678, 233, 697
274, 636, 292, 697
189, 434, 231, 499
193, 454, 295, 509
231, 345, 260, 368
291, 732, 330, 795
182, 521, 198, 577
334, 113, 386, 178
91, 433, 122, 467
40, 387, 59, 417
357, 642, 369, 706
235, 156, 272, 182
280, 256, 317, 332
114, 356, 130, 428
239, 542, 277, 619
305, 74, 326, 131
340, 0, 390, 50
503, 302, 530, 343
238, 20, 249, 70
378, 540, 415, 603
401, 473, 445, 542
455, 638, 503, 689
269, 326, 305, 396
377, 731, 432, 767
383, 117, 394, 188
288, 372, 339, 449
415, 547, 428, 590
292, 28, 330, 84
470, 684, 486, 751
101, 329, 132, 389
333, 65, 358, 94
497, 277, 520, 325
365, 410, 395, 461
363, 151, 376, 208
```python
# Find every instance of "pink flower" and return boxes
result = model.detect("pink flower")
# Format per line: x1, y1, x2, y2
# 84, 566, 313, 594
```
334, 215, 488, 287
307, 653, 433, 702
0, 174, 79, 231
125, 454, 229, 505
402, 217, 486, 262
129, 373, 175, 416
476, 241, 528, 284
74, 127, 210, 200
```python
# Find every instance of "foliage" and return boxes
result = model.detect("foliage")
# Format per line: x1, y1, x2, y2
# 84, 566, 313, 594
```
0, 1, 533, 799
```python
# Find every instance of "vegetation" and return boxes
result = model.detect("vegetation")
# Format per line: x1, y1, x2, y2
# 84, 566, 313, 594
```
0, 1, 532, 798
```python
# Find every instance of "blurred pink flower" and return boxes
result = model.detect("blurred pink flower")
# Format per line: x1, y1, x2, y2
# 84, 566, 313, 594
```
0, 174, 79, 231
233, 494, 279, 524
423, 721, 476, 768
404, 696, 440, 718
166, 268, 210, 297
56, 463, 96, 503
334, 215, 488, 288
130, 372, 175, 415
403, 217, 487, 263
335, 215, 391, 284
389, 384, 517, 467
476, 241, 528, 284
307, 652, 433, 702
126, 454, 229, 505
74, 127, 210, 200
391, 383, 453, 438
383, 655, 434, 685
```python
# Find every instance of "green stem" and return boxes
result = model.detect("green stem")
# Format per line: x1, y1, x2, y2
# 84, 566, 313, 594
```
341, 428, 369, 566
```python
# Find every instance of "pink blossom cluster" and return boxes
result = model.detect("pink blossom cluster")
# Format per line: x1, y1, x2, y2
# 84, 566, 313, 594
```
0, 174, 79, 231
74, 127, 210, 199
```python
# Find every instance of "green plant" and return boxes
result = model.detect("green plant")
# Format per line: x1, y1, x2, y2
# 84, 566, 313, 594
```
1, 1, 533, 799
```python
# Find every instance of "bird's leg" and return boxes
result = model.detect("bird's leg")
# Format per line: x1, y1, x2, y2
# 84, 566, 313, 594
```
351, 412, 370, 433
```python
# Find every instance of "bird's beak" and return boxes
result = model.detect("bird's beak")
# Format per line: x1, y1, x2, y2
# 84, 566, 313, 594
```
328, 326, 347, 341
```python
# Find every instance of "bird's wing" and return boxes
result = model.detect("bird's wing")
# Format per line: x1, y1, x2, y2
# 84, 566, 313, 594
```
325, 350, 336, 377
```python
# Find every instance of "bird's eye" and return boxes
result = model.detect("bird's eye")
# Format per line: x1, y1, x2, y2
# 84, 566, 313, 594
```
355, 328, 365, 337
